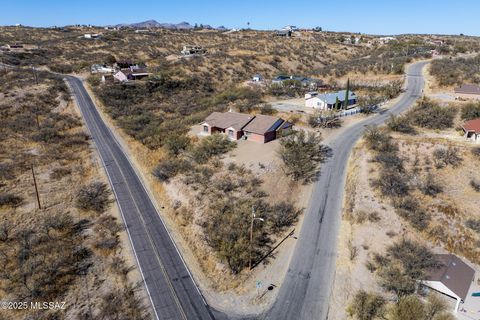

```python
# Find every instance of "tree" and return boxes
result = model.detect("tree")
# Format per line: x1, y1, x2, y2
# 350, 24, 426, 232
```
76, 182, 112, 213
335, 96, 340, 110
165, 134, 190, 156
389, 295, 425, 320
278, 131, 326, 182
344, 78, 350, 110
347, 290, 386, 320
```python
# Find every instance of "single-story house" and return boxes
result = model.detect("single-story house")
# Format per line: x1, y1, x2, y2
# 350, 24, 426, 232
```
305, 90, 357, 109
420, 254, 475, 313
84, 33, 100, 39
242, 114, 292, 143
252, 74, 263, 82
181, 45, 207, 56
114, 60, 139, 69
113, 67, 150, 82
454, 84, 480, 100
283, 25, 298, 32
272, 75, 320, 88
275, 30, 292, 37
462, 118, 480, 143
91, 64, 115, 74
200, 111, 293, 143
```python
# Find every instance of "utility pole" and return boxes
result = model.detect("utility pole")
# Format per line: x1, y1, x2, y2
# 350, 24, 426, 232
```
31, 165, 41, 209
31, 65, 38, 85
249, 206, 264, 270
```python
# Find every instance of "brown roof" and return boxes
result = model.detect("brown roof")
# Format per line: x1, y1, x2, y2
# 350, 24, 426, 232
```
424, 254, 475, 301
204, 112, 254, 130
463, 118, 480, 133
455, 84, 480, 95
242, 114, 283, 134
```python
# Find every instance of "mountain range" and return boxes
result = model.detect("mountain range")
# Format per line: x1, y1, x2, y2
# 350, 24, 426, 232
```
111, 19, 221, 30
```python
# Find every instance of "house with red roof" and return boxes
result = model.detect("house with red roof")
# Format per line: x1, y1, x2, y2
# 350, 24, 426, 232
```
200, 111, 293, 143
462, 118, 480, 143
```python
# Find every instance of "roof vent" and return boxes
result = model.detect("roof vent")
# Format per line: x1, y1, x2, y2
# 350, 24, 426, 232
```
446, 275, 450, 279
452, 262, 456, 266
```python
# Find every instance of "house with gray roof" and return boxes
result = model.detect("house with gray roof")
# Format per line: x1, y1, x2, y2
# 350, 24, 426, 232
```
305, 90, 357, 109
421, 254, 475, 313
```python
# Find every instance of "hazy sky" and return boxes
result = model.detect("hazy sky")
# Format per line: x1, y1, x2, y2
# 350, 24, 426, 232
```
1, 0, 478, 35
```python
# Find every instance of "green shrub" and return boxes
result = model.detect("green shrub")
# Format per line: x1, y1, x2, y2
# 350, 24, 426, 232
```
278, 130, 325, 182
191, 134, 236, 164
461, 102, 480, 120
432, 147, 462, 168
76, 182, 112, 213
0, 193, 23, 207
406, 98, 456, 130
347, 290, 386, 320
152, 158, 189, 182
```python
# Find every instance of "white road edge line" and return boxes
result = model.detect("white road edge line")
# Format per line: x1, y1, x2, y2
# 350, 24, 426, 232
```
76, 77, 209, 307
65, 78, 161, 320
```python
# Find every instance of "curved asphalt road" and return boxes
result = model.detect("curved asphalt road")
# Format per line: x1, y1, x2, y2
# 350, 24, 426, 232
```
65, 76, 215, 320
65, 60, 425, 320
263, 61, 427, 320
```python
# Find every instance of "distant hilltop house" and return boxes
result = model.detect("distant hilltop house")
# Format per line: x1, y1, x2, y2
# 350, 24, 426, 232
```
454, 83, 480, 100
378, 36, 396, 44
275, 30, 292, 37
113, 67, 150, 82
252, 74, 263, 82
305, 90, 357, 109
90, 64, 115, 74
283, 25, 298, 32
420, 254, 475, 313
181, 45, 207, 56
272, 75, 320, 89
462, 118, 480, 143
114, 60, 141, 69
200, 111, 293, 143
84, 33, 100, 39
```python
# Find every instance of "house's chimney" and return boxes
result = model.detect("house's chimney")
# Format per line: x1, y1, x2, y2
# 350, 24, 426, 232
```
228, 107, 233, 112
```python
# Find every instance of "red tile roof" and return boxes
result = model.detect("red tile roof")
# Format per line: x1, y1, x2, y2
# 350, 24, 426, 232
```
463, 118, 480, 133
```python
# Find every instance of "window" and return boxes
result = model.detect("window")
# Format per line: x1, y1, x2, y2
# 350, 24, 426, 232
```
203, 125, 208, 133
228, 129, 234, 137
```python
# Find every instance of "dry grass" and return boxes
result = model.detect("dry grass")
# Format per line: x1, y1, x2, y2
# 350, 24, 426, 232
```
0, 68, 150, 319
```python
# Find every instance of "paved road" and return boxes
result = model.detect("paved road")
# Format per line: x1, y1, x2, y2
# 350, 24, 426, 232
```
263, 61, 427, 320
66, 60, 425, 320
65, 76, 214, 320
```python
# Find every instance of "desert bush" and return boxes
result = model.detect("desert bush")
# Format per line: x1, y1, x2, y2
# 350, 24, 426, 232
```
50, 167, 72, 180
191, 134, 236, 163
389, 295, 425, 320
461, 102, 480, 120
76, 182, 112, 213
432, 147, 462, 168
419, 173, 443, 197
387, 115, 415, 134
471, 146, 480, 157
430, 54, 480, 86
152, 158, 189, 182
260, 104, 278, 115
395, 203, 431, 231
406, 98, 456, 130
164, 134, 191, 156
278, 130, 326, 182
347, 290, 386, 320
465, 219, 480, 232
363, 126, 397, 153
0, 192, 23, 207
375, 240, 439, 297
373, 153, 404, 171
203, 198, 271, 274
470, 179, 480, 192
372, 169, 409, 198
268, 202, 302, 232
